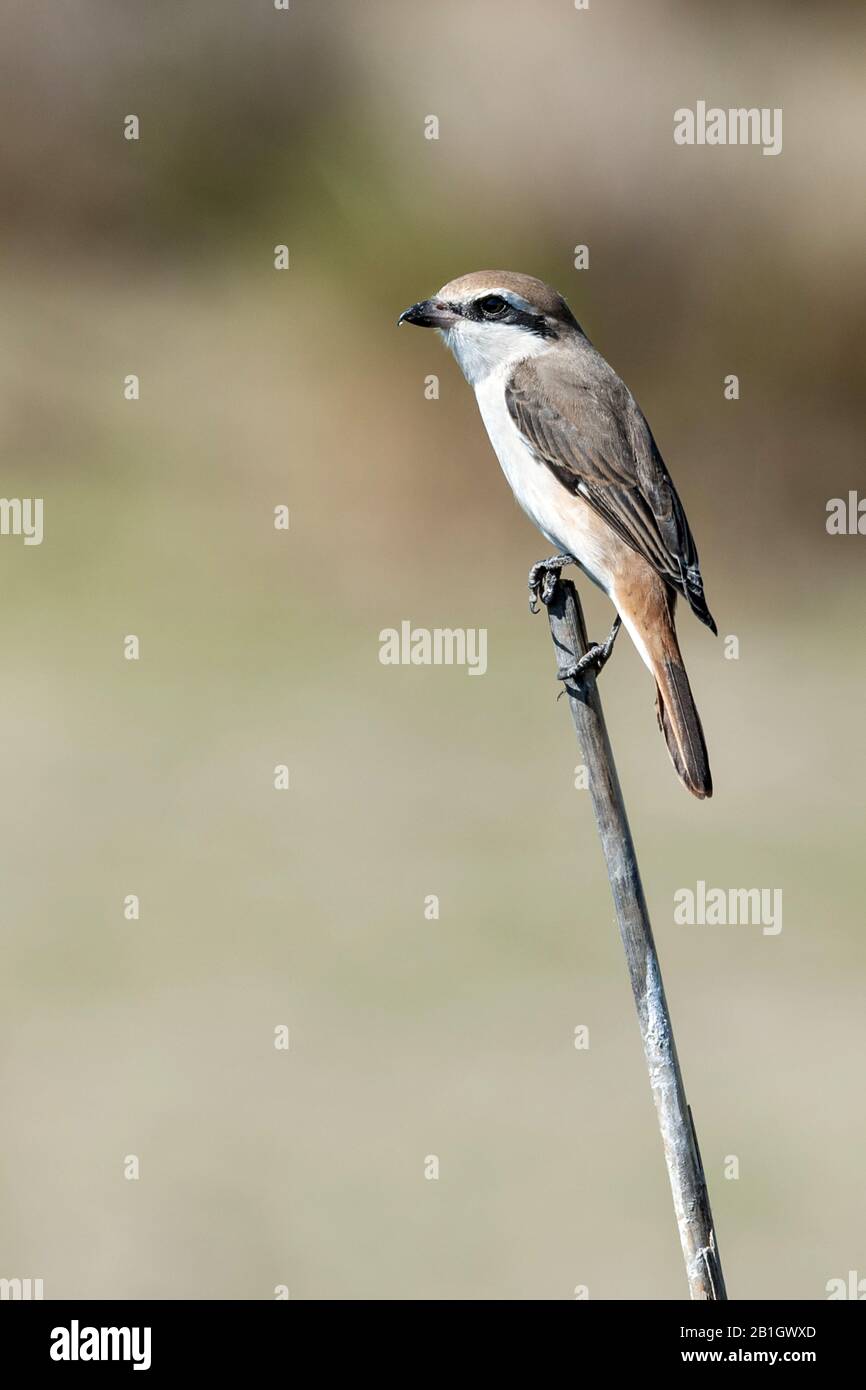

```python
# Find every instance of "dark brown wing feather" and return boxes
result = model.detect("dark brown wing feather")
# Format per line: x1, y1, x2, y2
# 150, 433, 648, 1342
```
506, 353, 716, 632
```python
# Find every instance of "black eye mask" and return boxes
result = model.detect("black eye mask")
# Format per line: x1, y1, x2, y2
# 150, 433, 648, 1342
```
461, 296, 557, 339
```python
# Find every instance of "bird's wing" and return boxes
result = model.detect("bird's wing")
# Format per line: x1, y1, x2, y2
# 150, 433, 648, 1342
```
505, 353, 716, 631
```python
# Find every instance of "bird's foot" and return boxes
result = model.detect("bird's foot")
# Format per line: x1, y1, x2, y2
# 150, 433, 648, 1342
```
528, 554, 574, 614
558, 616, 622, 684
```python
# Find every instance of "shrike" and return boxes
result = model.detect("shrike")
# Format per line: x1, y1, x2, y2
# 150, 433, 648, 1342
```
399, 270, 716, 799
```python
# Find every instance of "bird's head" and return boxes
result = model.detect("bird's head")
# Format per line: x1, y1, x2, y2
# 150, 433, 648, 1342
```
398, 271, 581, 385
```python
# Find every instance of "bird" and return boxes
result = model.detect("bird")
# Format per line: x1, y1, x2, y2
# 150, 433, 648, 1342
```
398, 270, 716, 799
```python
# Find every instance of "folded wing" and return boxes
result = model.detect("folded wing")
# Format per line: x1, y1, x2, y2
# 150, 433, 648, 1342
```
505, 354, 716, 632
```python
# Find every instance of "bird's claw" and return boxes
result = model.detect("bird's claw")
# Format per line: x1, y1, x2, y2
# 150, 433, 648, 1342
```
528, 554, 574, 613
557, 616, 623, 686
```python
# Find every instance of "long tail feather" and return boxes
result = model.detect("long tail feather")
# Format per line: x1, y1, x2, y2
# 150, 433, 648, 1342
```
655, 659, 713, 799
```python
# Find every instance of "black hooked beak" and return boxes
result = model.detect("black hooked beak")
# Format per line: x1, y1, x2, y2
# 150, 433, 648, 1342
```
397, 298, 457, 329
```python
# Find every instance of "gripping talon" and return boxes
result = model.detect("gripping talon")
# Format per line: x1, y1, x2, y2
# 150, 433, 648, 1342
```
528, 553, 574, 613
557, 615, 622, 684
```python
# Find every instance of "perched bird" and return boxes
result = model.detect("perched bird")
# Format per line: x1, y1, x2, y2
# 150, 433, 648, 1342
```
399, 271, 716, 798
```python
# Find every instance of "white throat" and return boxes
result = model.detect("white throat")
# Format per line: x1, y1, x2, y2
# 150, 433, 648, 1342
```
441, 320, 549, 387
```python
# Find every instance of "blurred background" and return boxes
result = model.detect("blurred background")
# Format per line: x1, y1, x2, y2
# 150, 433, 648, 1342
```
0, 0, 863, 1300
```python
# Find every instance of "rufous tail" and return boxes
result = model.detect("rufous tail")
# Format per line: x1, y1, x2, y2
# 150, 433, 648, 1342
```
654, 656, 713, 799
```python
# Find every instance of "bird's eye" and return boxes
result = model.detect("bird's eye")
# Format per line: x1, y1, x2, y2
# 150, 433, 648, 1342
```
478, 294, 508, 319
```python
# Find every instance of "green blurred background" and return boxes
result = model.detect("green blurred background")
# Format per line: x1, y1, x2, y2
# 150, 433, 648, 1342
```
0, 0, 863, 1300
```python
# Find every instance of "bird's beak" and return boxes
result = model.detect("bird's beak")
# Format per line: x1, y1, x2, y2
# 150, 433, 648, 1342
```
397, 298, 457, 329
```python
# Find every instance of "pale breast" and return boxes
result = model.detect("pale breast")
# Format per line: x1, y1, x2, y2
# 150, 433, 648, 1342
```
474, 368, 616, 596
